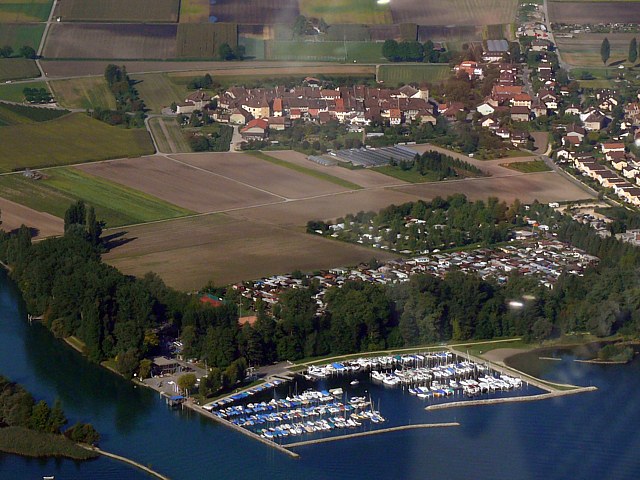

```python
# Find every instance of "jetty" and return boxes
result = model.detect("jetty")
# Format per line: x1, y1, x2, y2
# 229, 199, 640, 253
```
185, 401, 300, 458
284, 422, 460, 449
79, 445, 171, 480
425, 386, 598, 411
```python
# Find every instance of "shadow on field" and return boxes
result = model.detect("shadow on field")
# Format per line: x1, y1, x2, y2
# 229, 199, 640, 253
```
102, 231, 136, 251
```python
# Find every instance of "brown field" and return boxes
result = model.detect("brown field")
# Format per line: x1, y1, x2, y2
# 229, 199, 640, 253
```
43, 24, 177, 60
210, 0, 299, 24
39, 60, 376, 78
76, 156, 280, 213
548, 1, 640, 23
176, 23, 238, 58
390, 0, 518, 26
390, 172, 591, 205
0, 197, 63, 238
265, 150, 408, 188
172, 152, 351, 199
55, 0, 179, 22
103, 214, 396, 290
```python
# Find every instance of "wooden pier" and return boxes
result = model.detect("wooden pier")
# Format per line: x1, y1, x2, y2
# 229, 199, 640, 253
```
284, 423, 460, 449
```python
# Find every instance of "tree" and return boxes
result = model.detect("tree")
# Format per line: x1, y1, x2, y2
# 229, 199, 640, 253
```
86, 206, 102, 246
115, 348, 140, 378
0, 45, 13, 58
382, 39, 399, 62
629, 37, 637, 64
48, 399, 67, 434
65, 423, 100, 445
177, 373, 197, 395
218, 43, 234, 61
601, 37, 610, 65
19, 45, 36, 59
293, 15, 308, 36
29, 400, 51, 432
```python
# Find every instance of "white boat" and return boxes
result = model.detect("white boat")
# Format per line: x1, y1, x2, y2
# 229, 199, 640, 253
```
350, 379, 360, 386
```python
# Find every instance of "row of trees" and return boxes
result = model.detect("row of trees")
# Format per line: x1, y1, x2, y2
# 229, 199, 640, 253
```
600, 37, 639, 65
98, 65, 146, 127
0, 376, 99, 444
0, 45, 37, 59
382, 40, 451, 63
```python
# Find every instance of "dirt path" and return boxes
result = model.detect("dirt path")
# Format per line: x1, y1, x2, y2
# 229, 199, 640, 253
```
158, 118, 177, 154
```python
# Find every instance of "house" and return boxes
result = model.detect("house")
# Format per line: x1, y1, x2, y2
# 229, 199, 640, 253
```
496, 127, 511, 139
510, 106, 530, 122
565, 104, 581, 116
176, 102, 197, 114
476, 103, 495, 116
583, 112, 607, 131
491, 85, 523, 103
455, 61, 483, 79
152, 357, 179, 376
483, 39, 509, 62
531, 99, 547, 118
480, 116, 497, 128
511, 131, 529, 146
601, 142, 625, 154
512, 93, 532, 108
564, 124, 585, 145
240, 118, 269, 140
268, 116, 287, 131
185, 90, 211, 109
229, 107, 252, 125
531, 38, 552, 51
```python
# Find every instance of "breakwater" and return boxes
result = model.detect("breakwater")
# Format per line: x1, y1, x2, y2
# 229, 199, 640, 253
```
79, 445, 171, 480
425, 386, 598, 411
284, 422, 461, 449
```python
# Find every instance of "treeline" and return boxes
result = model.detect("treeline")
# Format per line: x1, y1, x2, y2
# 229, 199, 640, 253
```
390, 151, 484, 180
187, 125, 233, 152
382, 39, 452, 63
22, 87, 52, 104
0, 375, 99, 446
91, 64, 145, 128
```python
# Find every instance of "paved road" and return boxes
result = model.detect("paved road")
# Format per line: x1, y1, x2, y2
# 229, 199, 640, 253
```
542, 0, 570, 72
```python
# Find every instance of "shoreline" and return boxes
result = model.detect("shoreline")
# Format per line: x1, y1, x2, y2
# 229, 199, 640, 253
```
79, 445, 171, 480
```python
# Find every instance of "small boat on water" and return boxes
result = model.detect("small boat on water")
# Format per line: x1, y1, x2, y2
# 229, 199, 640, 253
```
350, 379, 359, 386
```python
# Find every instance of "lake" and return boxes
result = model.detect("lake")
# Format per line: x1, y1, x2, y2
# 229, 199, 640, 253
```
1, 270, 639, 479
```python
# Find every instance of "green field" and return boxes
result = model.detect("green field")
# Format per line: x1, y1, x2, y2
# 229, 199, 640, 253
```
0, 58, 39, 81
0, 167, 193, 227
0, 427, 97, 460
179, 0, 210, 22
0, 23, 45, 50
373, 165, 440, 183
0, 113, 154, 172
377, 64, 451, 85
500, 160, 551, 173
49, 77, 116, 110
56, 0, 179, 22
148, 117, 192, 153
299, 0, 392, 24
0, 0, 52, 22
176, 23, 238, 58
249, 151, 362, 190
0, 80, 48, 102
266, 40, 384, 62
0, 103, 68, 125
239, 36, 265, 60
131, 73, 190, 113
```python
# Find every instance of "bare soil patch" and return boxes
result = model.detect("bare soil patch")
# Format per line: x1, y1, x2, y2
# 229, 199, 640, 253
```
76, 156, 280, 213
104, 214, 395, 290
392, 172, 592, 204
0, 197, 63, 238
55, 0, 180, 22
390, 0, 518, 26
172, 152, 349, 199
482, 348, 528, 364
265, 150, 408, 189
549, 1, 640, 23
43, 24, 177, 60
210, 0, 299, 24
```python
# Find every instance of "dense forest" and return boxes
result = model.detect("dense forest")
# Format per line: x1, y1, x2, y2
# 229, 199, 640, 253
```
308, 194, 520, 253
1, 198, 639, 385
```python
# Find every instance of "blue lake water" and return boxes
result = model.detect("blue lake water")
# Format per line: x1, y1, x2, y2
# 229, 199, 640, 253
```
1, 270, 639, 479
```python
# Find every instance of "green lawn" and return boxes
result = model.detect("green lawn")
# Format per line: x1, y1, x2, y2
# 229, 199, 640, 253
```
373, 165, 440, 183
0, 80, 48, 102
267, 40, 384, 63
0, 58, 40, 81
500, 160, 551, 173
0, 0, 53, 22
0, 113, 154, 172
0, 168, 194, 227
0, 102, 68, 125
131, 73, 190, 113
178, 0, 209, 22
49, 77, 117, 110
148, 116, 191, 153
377, 64, 451, 86
299, 0, 392, 24
0, 23, 45, 50
249, 151, 362, 190
0, 427, 96, 460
